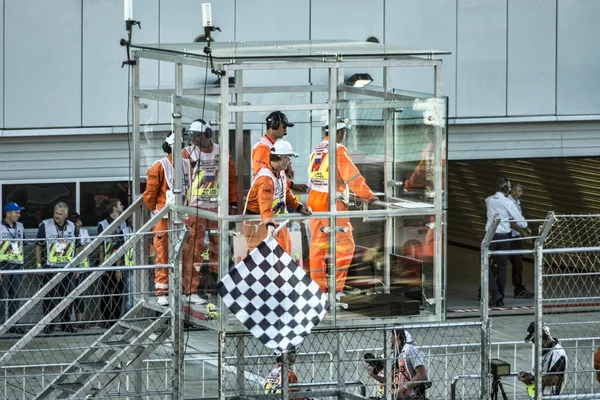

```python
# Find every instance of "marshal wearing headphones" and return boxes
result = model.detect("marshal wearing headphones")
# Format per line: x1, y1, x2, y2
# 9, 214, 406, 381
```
265, 110, 294, 132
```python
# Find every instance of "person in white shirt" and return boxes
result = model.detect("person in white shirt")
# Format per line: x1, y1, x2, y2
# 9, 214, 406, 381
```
508, 183, 534, 299
485, 177, 529, 306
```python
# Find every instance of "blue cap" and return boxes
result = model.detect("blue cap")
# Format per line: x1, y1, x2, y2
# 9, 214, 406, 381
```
4, 202, 24, 213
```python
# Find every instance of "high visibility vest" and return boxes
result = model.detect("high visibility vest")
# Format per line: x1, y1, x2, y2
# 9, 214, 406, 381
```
245, 167, 288, 216
43, 219, 76, 267
251, 136, 275, 183
526, 342, 567, 398
187, 144, 220, 208
99, 219, 130, 262
155, 156, 192, 208
78, 228, 91, 267
124, 227, 134, 266
0, 222, 24, 264
308, 139, 352, 203
263, 365, 297, 394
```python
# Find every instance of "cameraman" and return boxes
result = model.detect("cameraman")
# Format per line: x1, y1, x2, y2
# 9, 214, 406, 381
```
517, 322, 567, 398
367, 330, 429, 399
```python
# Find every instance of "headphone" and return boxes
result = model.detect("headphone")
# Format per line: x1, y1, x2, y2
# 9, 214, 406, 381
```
266, 112, 283, 131
162, 136, 172, 154
192, 118, 213, 138
496, 176, 510, 195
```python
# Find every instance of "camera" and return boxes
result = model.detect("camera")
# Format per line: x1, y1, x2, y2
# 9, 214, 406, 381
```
364, 352, 384, 374
491, 358, 511, 377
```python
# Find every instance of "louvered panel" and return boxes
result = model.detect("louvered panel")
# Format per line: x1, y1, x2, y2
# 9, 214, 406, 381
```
448, 157, 600, 247
0, 133, 165, 182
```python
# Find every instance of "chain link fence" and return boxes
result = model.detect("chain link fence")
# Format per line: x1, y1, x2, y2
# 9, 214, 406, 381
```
223, 322, 483, 400
0, 212, 185, 399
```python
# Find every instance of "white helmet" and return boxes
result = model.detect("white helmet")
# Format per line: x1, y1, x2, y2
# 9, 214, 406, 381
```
271, 140, 298, 157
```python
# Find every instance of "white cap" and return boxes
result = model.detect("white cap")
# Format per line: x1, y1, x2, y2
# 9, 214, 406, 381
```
271, 140, 298, 157
164, 133, 175, 146
189, 120, 211, 135
325, 122, 348, 132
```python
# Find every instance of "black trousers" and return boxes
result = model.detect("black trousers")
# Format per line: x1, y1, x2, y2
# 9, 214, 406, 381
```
100, 271, 124, 327
489, 233, 511, 298
508, 238, 524, 290
42, 267, 75, 324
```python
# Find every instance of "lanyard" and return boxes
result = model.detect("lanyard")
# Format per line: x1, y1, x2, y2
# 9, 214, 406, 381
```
55, 223, 67, 238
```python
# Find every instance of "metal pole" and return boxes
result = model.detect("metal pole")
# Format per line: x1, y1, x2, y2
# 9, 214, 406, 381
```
383, 66, 393, 294
282, 351, 290, 400
480, 216, 499, 399
533, 213, 555, 400
236, 337, 245, 395
234, 69, 245, 208
384, 329, 392, 400
328, 67, 338, 317
433, 60, 444, 317
218, 331, 226, 400
337, 332, 345, 398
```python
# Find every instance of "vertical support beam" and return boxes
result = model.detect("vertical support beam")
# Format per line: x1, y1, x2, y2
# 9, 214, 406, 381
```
480, 216, 499, 400
533, 212, 554, 400
172, 222, 186, 400
383, 329, 392, 400
327, 67, 338, 319
282, 351, 290, 400
337, 332, 345, 398
171, 62, 185, 400
433, 60, 444, 317
383, 66, 393, 293
131, 53, 147, 302
234, 70, 245, 209
218, 67, 231, 331
218, 331, 226, 400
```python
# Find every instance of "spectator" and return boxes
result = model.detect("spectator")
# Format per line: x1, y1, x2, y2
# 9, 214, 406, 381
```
0, 202, 26, 334
69, 212, 91, 329
36, 202, 79, 334
97, 199, 127, 327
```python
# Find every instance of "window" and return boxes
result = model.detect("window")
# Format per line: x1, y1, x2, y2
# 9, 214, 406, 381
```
80, 181, 131, 228
2, 183, 76, 228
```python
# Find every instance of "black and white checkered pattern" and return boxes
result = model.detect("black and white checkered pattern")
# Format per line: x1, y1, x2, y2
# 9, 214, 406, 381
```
218, 238, 330, 351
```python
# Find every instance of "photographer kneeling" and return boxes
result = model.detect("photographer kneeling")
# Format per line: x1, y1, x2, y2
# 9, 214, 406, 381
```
366, 329, 430, 399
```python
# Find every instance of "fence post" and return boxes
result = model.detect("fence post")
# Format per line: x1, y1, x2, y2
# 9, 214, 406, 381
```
533, 212, 554, 400
480, 216, 499, 399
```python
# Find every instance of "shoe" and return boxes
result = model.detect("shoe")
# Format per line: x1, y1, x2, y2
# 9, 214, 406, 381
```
489, 293, 503, 307
514, 287, 534, 299
183, 294, 207, 305
335, 292, 346, 302
157, 296, 169, 306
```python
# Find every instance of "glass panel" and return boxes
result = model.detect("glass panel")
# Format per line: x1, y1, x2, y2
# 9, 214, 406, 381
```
79, 181, 130, 229
2, 183, 76, 229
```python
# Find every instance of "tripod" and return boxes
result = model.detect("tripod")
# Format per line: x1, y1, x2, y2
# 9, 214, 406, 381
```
491, 375, 508, 400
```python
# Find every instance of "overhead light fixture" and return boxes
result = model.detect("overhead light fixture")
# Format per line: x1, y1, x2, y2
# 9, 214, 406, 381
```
345, 73, 373, 88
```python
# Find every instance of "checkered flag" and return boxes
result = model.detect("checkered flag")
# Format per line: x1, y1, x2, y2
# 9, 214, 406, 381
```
218, 238, 330, 351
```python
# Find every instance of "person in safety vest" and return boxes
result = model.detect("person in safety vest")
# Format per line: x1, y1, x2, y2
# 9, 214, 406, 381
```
251, 111, 308, 193
244, 140, 312, 254
143, 133, 192, 307
36, 202, 80, 334
181, 119, 238, 305
97, 199, 129, 327
68, 212, 91, 329
263, 348, 301, 399
518, 322, 567, 398
307, 122, 376, 298
0, 202, 26, 333
367, 329, 429, 399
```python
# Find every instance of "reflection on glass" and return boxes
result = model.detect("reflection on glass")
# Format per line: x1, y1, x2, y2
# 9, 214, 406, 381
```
2, 183, 76, 228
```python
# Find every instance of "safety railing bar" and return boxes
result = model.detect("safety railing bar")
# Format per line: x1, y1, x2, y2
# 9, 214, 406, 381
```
0, 264, 171, 275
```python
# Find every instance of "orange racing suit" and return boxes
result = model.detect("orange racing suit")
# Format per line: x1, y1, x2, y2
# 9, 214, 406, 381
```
307, 137, 374, 293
